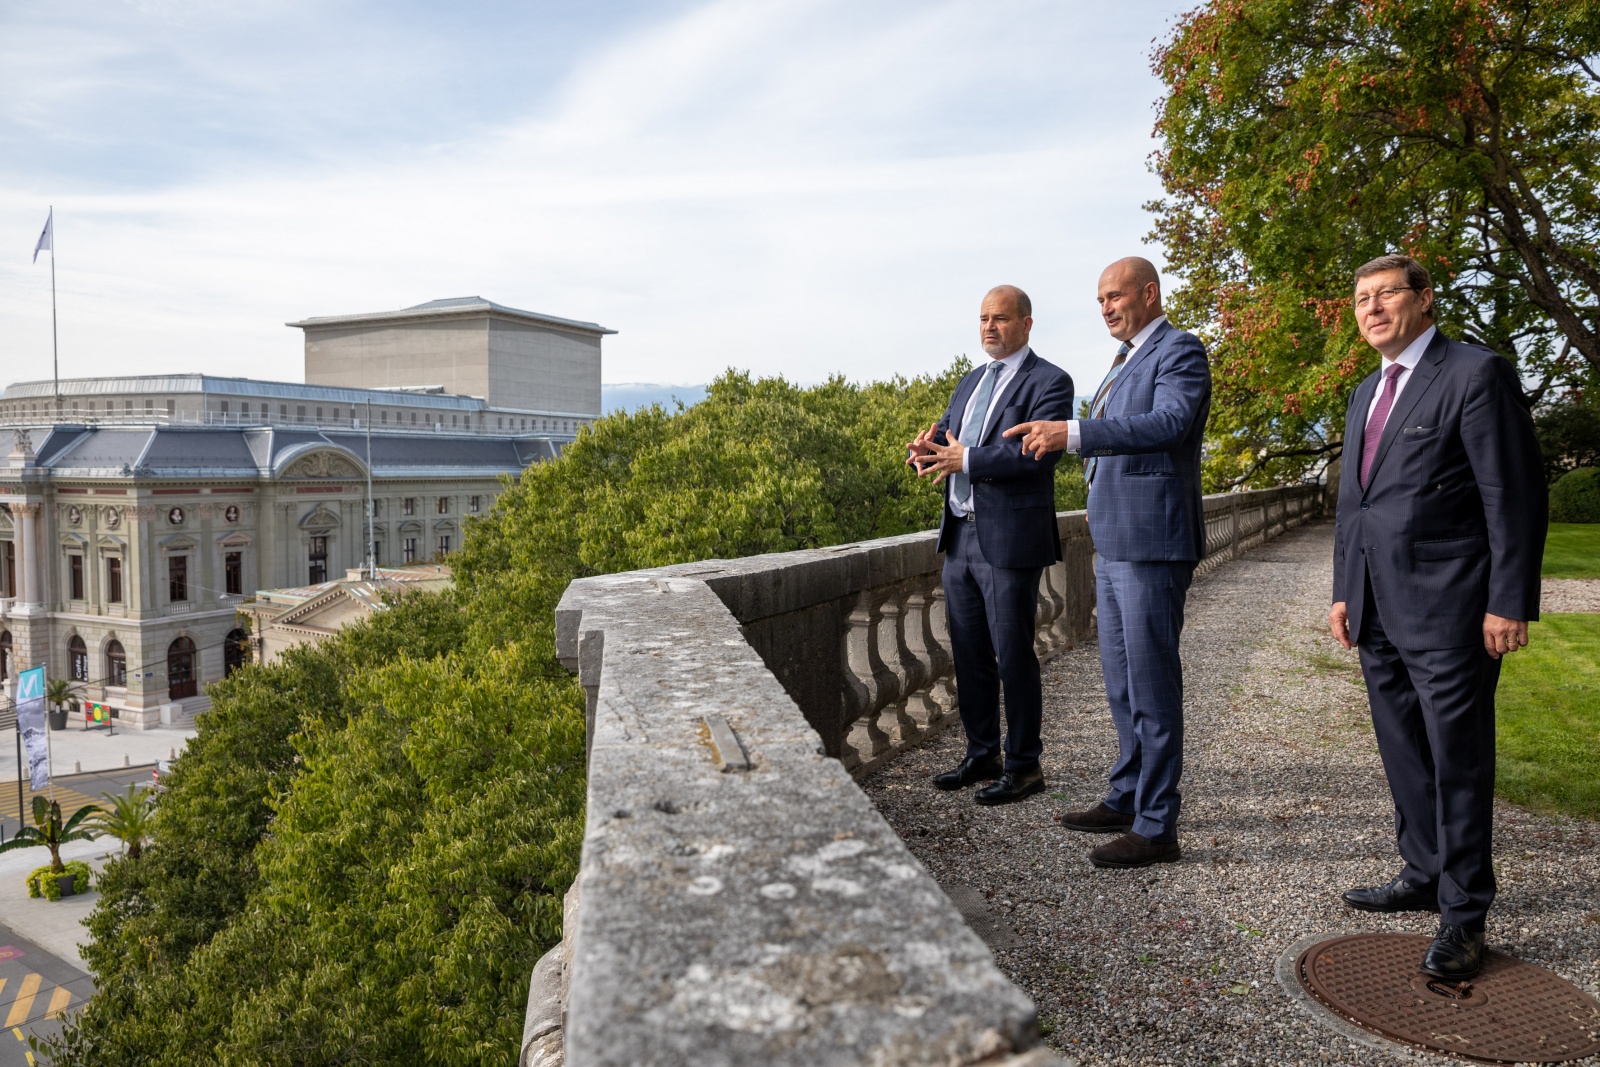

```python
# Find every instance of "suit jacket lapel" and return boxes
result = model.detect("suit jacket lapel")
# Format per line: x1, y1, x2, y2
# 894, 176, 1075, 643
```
947, 366, 982, 437
1346, 372, 1379, 470
980, 350, 1038, 444
1103, 321, 1171, 413
1364, 329, 1448, 491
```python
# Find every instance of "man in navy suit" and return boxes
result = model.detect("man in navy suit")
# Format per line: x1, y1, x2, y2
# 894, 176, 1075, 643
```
907, 285, 1075, 805
1329, 254, 1546, 980
1005, 257, 1211, 868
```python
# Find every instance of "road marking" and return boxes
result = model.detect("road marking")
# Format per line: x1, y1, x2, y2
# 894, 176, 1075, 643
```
3, 974, 40, 1028
43, 987, 70, 1021
0, 787, 100, 822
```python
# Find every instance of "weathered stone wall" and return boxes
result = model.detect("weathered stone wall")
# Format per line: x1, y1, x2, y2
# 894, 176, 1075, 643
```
532, 485, 1323, 1066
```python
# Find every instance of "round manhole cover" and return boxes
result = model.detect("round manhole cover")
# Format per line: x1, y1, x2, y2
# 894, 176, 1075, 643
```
1295, 933, 1600, 1063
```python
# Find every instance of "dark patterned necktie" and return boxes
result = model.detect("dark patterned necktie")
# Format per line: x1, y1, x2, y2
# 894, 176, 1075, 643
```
1085, 342, 1133, 485
1359, 363, 1405, 489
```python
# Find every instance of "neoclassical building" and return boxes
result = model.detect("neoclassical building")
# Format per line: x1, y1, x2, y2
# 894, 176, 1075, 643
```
0, 297, 610, 727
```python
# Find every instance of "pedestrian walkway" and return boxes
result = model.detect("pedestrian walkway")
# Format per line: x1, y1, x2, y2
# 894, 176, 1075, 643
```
0, 717, 192, 783
865, 520, 1600, 1067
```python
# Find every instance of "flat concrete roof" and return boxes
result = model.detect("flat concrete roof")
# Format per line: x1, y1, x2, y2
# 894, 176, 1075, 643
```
287, 296, 617, 335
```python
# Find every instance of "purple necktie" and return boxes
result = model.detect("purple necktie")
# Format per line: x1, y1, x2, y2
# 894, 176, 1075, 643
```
1359, 363, 1405, 489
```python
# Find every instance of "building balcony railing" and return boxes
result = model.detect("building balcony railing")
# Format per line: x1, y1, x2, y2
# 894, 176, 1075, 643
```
533, 484, 1324, 1066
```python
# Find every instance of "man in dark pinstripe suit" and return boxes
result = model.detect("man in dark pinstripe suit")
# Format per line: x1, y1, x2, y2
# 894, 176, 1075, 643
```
1005, 257, 1212, 869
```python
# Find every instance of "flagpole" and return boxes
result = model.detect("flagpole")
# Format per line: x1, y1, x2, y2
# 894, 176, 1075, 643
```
50, 207, 60, 416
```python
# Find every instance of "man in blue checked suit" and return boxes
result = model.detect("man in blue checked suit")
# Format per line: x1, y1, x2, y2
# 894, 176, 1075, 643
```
907, 285, 1075, 806
1006, 257, 1211, 868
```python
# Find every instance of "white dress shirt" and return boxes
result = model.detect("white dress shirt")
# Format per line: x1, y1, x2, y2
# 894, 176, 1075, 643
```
949, 345, 1030, 516
1366, 325, 1434, 423
1066, 316, 1167, 452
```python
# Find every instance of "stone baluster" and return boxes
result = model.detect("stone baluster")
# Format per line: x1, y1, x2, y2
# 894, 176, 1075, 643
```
872, 593, 918, 748
898, 587, 938, 731
839, 591, 890, 771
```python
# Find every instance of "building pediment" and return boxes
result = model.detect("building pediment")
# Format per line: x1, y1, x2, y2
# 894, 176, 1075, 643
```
216, 530, 254, 548
96, 534, 127, 551
158, 533, 200, 552
274, 443, 367, 480
58, 532, 89, 549
299, 505, 342, 531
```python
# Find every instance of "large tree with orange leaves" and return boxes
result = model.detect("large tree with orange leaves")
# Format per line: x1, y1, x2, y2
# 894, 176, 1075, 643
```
1151, 0, 1600, 488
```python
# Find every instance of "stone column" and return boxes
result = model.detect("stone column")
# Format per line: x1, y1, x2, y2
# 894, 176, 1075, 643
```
12, 503, 41, 609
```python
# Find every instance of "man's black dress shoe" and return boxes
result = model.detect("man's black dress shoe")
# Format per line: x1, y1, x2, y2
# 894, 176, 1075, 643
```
1341, 875, 1440, 914
974, 767, 1045, 806
1057, 802, 1135, 833
1089, 831, 1180, 869
931, 755, 1003, 791
1420, 923, 1486, 981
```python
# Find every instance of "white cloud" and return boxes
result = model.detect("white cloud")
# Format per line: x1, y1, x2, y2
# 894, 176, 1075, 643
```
0, 0, 1188, 401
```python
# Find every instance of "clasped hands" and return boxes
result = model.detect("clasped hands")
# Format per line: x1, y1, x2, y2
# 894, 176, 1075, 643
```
1328, 602, 1530, 660
906, 419, 1072, 482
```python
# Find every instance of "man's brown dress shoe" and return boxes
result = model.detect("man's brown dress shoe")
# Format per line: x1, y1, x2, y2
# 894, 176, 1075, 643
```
1056, 802, 1135, 833
1089, 831, 1180, 869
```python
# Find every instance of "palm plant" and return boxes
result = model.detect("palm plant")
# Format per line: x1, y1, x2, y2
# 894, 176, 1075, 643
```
84, 783, 156, 859
46, 676, 73, 711
0, 796, 103, 872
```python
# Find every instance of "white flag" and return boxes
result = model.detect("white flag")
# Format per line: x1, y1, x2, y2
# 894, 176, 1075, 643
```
32, 210, 52, 264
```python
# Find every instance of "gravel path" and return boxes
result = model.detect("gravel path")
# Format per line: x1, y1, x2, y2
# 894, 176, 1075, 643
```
1543, 578, 1600, 613
864, 520, 1600, 1067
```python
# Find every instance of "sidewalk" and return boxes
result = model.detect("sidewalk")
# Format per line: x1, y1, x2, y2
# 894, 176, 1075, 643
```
1, 716, 195, 780
0, 838, 113, 973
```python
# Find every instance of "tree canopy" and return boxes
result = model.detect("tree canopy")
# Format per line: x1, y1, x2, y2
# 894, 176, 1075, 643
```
51, 363, 1079, 1066
1152, 0, 1600, 487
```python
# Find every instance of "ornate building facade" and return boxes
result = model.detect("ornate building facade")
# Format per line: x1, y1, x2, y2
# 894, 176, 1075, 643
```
0, 297, 610, 728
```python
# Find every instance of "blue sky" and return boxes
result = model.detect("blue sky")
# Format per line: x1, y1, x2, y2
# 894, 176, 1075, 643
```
1, 0, 1196, 395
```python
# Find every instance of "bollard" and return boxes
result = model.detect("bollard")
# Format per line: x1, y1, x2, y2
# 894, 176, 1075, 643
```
124, 754, 130, 767
74, 760, 81, 774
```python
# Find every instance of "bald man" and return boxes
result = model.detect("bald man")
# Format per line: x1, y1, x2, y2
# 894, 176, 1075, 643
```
1005, 258, 1211, 868
908, 285, 1074, 805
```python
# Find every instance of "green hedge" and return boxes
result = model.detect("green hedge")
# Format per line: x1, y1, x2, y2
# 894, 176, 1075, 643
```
1550, 466, 1600, 523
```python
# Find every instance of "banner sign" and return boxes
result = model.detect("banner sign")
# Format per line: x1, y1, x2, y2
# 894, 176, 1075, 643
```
86, 701, 115, 729
16, 666, 49, 792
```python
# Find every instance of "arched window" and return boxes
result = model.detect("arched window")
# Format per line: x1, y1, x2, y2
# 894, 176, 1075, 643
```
168, 636, 197, 699
0, 630, 11, 682
69, 635, 88, 682
224, 628, 248, 677
106, 640, 127, 687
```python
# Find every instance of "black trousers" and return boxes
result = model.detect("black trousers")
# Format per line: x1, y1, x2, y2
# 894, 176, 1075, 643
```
1358, 579, 1501, 930
941, 515, 1044, 771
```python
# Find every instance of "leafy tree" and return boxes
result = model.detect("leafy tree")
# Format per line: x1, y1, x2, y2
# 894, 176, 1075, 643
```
1151, 0, 1600, 487
1535, 394, 1600, 481
0, 796, 101, 873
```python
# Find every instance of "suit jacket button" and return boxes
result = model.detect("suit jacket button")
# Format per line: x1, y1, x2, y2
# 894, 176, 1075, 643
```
1360, 502, 1371, 510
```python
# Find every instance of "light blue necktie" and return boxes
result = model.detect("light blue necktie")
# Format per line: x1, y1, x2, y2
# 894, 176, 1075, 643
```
951, 360, 1004, 508
1084, 341, 1132, 485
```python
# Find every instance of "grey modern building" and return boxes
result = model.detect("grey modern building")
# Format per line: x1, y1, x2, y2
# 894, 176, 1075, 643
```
0, 297, 611, 728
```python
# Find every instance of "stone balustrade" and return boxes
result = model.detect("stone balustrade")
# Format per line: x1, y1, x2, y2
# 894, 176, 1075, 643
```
530, 485, 1323, 1067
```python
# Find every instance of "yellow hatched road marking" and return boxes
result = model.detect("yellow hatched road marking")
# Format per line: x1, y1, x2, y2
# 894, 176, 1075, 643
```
43, 986, 70, 1020
0, 787, 101, 821
4, 974, 41, 1028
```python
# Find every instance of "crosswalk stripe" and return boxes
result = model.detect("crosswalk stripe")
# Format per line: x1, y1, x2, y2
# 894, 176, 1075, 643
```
44, 986, 70, 1020
0, 787, 101, 821
4, 974, 40, 1028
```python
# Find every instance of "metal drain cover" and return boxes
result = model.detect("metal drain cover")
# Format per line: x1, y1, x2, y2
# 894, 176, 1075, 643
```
1294, 933, 1600, 1063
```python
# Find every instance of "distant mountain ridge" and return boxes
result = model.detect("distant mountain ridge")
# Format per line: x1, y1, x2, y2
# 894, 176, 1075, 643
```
601, 383, 708, 414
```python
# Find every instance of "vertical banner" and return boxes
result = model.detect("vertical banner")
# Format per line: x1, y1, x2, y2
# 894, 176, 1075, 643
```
16, 666, 49, 792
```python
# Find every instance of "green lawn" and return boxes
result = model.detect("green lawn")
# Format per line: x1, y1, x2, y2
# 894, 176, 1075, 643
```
1497, 614, 1600, 819
1543, 523, 1600, 578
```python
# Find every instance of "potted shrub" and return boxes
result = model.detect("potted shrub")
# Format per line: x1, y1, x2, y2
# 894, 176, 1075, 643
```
27, 860, 91, 901
0, 795, 102, 898
46, 677, 73, 731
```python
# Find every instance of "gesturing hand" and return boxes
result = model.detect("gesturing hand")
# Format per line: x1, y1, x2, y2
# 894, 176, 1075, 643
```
1483, 613, 1529, 660
1002, 419, 1070, 459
